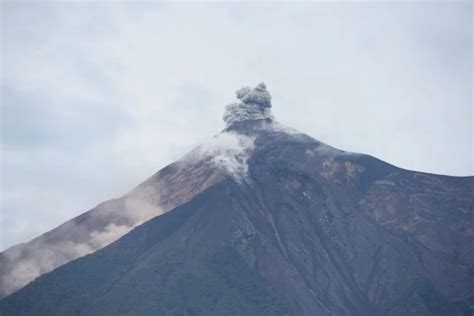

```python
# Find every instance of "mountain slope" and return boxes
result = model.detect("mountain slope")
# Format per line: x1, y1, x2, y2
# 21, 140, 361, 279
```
1, 83, 473, 315
0, 179, 293, 315
0, 140, 226, 298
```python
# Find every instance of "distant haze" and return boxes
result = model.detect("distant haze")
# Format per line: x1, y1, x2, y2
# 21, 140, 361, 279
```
1, 2, 472, 250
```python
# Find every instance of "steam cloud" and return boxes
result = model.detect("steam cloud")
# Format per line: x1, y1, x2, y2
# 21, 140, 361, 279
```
186, 132, 255, 181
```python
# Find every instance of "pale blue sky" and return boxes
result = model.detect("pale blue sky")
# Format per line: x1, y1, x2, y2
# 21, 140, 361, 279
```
1, 1, 472, 250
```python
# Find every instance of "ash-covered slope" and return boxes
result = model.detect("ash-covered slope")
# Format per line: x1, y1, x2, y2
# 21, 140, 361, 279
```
0, 126, 235, 298
1, 84, 473, 315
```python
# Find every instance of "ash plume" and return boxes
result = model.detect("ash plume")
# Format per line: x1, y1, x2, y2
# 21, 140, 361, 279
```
223, 83, 274, 127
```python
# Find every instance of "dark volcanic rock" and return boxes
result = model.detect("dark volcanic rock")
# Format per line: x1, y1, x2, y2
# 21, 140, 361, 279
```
1, 84, 473, 315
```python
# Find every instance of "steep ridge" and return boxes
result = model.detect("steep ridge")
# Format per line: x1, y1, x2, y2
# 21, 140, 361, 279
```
0, 134, 228, 297
1, 84, 473, 315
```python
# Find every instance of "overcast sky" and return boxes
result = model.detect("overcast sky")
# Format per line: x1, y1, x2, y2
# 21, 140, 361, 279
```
1, 1, 472, 251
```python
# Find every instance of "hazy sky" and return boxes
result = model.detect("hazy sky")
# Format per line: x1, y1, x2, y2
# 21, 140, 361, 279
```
1, 1, 472, 251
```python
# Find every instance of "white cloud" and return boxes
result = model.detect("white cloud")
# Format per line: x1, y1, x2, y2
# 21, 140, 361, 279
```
186, 132, 255, 181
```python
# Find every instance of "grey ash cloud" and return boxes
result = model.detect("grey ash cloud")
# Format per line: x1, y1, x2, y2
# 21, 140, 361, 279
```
223, 83, 274, 127
237, 83, 272, 108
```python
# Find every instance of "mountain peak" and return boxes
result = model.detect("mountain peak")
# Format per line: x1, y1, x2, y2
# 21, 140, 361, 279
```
223, 83, 274, 127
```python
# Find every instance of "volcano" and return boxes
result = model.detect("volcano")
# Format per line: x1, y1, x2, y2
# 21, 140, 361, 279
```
1, 84, 473, 315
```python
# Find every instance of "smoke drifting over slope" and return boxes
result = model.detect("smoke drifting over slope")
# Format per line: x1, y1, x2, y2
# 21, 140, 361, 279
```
0, 185, 163, 297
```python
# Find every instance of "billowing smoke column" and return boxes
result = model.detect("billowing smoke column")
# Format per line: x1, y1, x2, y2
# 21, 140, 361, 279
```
223, 83, 274, 127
